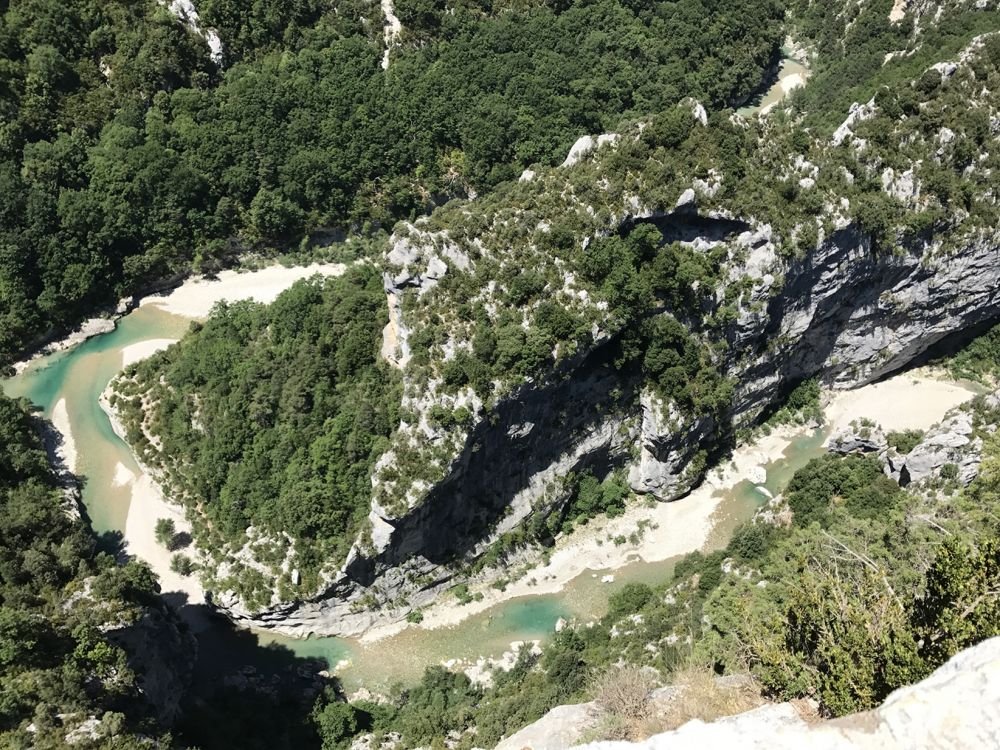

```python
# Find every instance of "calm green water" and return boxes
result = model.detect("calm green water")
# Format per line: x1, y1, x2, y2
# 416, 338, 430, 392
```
3, 307, 193, 531
2, 308, 828, 691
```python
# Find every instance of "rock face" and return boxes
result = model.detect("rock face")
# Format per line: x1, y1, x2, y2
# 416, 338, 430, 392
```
562, 133, 621, 167
828, 420, 889, 455
108, 604, 197, 726
220, 205, 1000, 635
577, 637, 1000, 750
207, 37, 1000, 634
628, 390, 714, 498
897, 406, 985, 485
826, 394, 1000, 488
725, 224, 1000, 421
496, 687, 682, 750
226, 344, 641, 635
161, 0, 223, 65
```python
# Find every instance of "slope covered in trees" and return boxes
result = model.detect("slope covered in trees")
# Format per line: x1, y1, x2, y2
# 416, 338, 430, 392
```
0, 0, 785, 365
111, 267, 400, 604
322, 395, 1000, 749
0, 394, 175, 747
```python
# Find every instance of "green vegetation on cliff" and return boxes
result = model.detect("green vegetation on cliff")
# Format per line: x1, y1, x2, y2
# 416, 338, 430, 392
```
112, 267, 400, 603
333, 396, 1000, 749
950, 321, 1000, 383
0, 0, 785, 365
0, 394, 173, 747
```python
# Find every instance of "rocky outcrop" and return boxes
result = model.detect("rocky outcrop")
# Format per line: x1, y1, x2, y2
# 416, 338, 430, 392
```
826, 394, 1000, 487
628, 391, 714, 498
496, 686, 685, 750
162, 0, 223, 65
562, 134, 621, 167
380, 0, 402, 70
894, 393, 999, 485
496, 702, 598, 750
206, 36, 1000, 635
217, 203, 1000, 636
828, 420, 889, 455
578, 637, 1000, 750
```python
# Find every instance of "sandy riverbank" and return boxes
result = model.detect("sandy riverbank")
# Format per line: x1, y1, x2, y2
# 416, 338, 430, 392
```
140, 262, 348, 318
121, 339, 179, 368
823, 368, 976, 433
124, 471, 206, 605
12, 318, 117, 374
50, 399, 78, 474
102, 263, 356, 607
361, 367, 980, 643
99, 391, 205, 606
11, 262, 350, 374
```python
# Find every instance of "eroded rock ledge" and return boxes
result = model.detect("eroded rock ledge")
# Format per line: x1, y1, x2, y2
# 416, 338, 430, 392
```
578, 637, 1000, 750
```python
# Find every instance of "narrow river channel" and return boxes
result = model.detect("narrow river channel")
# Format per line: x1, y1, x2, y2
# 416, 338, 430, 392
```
3, 307, 829, 691
0, 55, 822, 691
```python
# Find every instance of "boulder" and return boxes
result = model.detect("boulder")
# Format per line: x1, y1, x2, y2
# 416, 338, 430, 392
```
827, 420, 888, 456
898, 409, 982, 485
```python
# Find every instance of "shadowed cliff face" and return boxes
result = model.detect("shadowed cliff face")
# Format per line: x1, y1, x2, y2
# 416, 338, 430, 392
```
728, 226, 1000, 422
355, 352, 639, 575
631, 209, 751, 245
217, 208, 1000, 636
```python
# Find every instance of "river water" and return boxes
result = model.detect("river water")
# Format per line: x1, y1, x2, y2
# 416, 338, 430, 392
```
738, 50, 810, 116
3, 309, 829, 690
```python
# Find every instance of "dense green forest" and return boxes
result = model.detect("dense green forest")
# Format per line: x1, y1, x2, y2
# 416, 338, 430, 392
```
788, 0, 1000, 127
0, 0, 784, 366
111, 267, 400, 603
0, 394, 174, 747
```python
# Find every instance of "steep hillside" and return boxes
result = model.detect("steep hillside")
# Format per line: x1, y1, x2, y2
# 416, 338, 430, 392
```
109, 1, 1000, 635
0, 0, 784, 365
311, 380, 1000, 749
0, 394, 195, 747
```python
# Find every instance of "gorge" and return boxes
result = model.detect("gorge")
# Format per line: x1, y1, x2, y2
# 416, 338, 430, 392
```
1, 0, 999, 748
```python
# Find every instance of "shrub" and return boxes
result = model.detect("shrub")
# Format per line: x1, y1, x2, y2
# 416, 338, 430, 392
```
170, 554, 196, 576
607, 584, 654, 621
887, 430, 924, 454
641, 666, 764, 736
728, 523, 775, 562
154, 518, 177, 549
591, 666, 655, 723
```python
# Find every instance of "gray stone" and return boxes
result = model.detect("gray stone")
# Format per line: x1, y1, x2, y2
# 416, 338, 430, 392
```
578, 638, 1000, 750
690, 101, 708, 127
675, 188, 697, 208
898, 409, 983, 485
833, 98, 877, 146
562, 134, 619, 167
828, 421, 888, 455
496, 702, 597, 750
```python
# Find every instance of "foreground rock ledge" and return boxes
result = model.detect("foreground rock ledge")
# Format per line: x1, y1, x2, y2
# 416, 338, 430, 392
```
577, 638, 1000, 750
